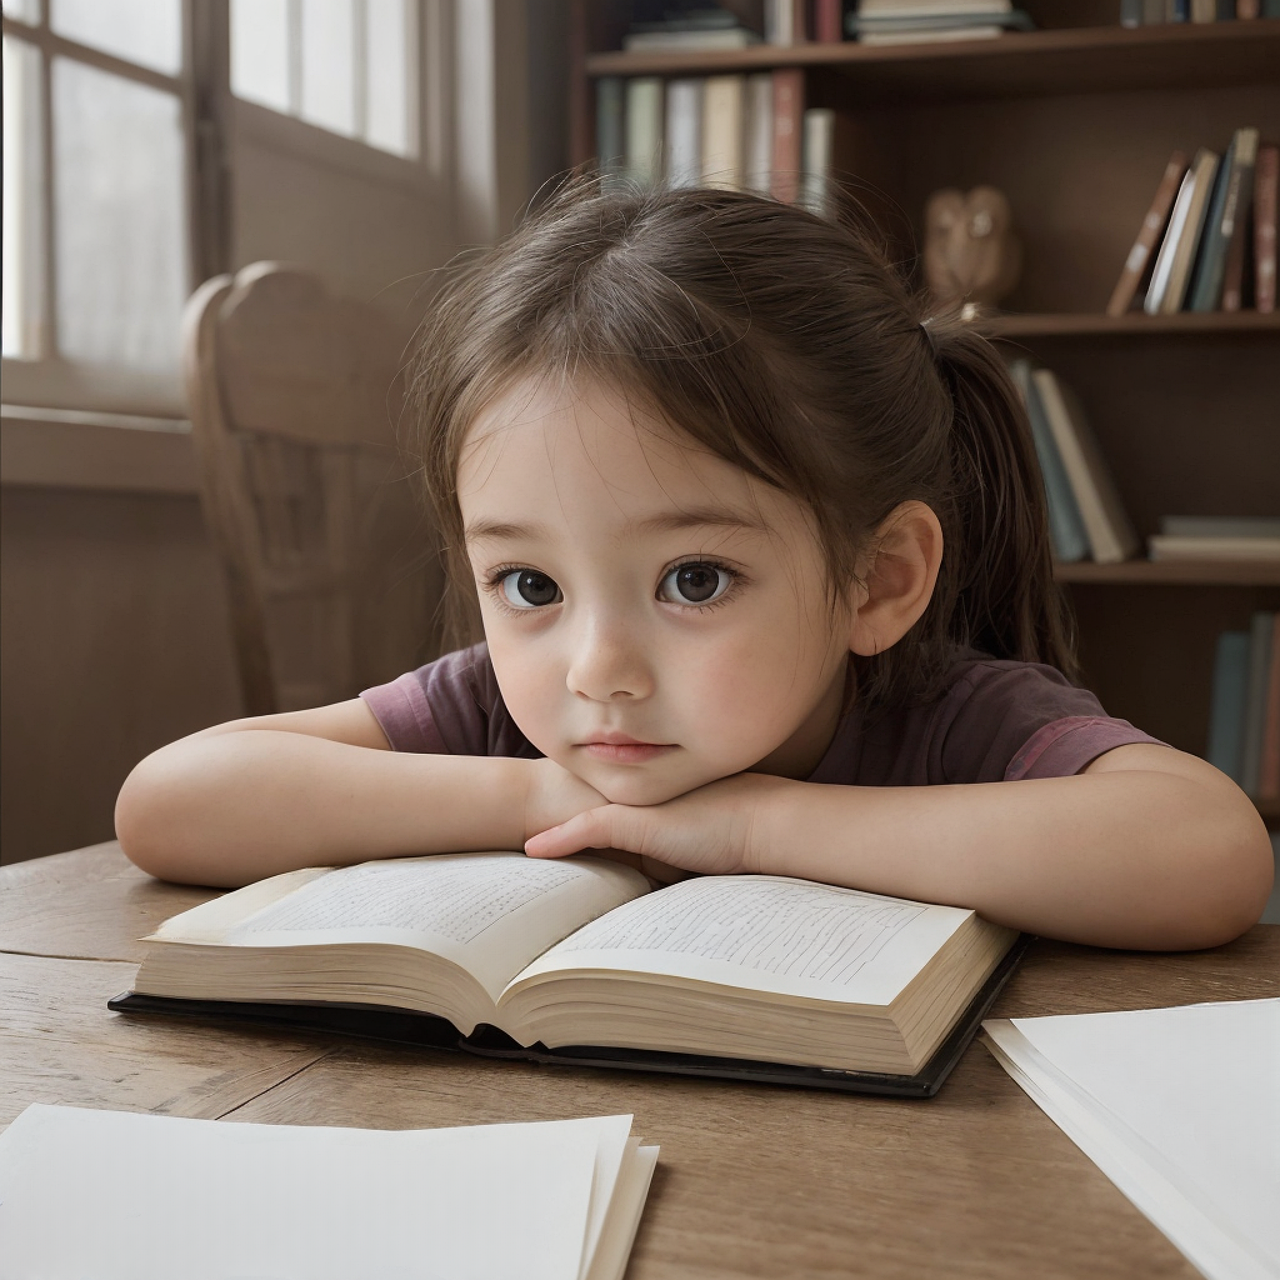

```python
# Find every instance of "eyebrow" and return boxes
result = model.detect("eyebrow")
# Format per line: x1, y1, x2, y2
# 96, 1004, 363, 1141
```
464, 506, 769, 544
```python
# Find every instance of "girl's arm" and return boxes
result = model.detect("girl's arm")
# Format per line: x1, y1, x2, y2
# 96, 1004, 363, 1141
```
115, 701, 605, 888
525, 744, 1274, 951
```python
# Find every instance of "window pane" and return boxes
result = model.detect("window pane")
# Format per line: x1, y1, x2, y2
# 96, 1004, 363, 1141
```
2, 36, 45, 359
301, 0, 355, 137
51, 0, 182, 76
231, 0, 291, 114
365, 0, 410, 156
52, 57, 187, 375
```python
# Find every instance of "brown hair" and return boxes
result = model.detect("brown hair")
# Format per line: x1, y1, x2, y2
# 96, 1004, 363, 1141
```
408, 179, 1078, 708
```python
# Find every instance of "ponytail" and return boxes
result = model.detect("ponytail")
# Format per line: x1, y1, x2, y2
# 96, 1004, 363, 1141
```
923, 320, 1079, 680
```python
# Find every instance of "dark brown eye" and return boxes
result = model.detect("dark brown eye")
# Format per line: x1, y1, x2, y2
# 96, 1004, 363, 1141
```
658, 563, 731, 605
500, 570, 561, 609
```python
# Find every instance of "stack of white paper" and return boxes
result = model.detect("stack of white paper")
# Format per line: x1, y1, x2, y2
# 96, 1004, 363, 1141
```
983, 999, 1280, 1280
0, 1104, 658, 1280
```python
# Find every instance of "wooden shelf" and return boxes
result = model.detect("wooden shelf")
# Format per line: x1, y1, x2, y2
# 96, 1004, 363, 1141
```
1055, 560, 1280, 587
584, 21, 1280, 105
984, 311, 1280, 339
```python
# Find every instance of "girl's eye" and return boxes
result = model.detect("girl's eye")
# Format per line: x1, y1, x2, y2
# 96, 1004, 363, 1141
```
499, 569, 562, 609
657, 562, 733, 606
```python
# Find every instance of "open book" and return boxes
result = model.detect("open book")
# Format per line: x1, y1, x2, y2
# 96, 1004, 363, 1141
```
112, 853, 1023, 1096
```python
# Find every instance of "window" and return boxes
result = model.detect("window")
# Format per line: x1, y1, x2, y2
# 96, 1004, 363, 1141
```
230, 0, 416, 158
2, 0, 196, 414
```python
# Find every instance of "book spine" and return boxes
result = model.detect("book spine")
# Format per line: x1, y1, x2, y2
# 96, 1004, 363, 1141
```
1008, 360, 1089, 562
1107, 150, 1187, 317
1207, 631, 1253, 785
624, 78, 664, 186
701, 75, 745, 190
1216, 0, 1237, 14
1236, 0, 1260, 16
1218, 133, 1259, 311
1255, 145, 1278, 313
801, 108, 834, 216
770, 68, 805, 204
1240, 612, 1275, 797
665, 78, 704, 188
596, 78, 625, 186
1170, 0, 1190, 17
765, 0, 795, 44
1144, 164, 1198, 313
1142, 0, 1165, 21
814, 0, 844, 41
1190, 0, 1217, 17
1259, 618, 1280, 800
1188, 130, 1257, 311
1161, 149, 1219, 312
744, 73, 774, 196
1121, 0, 1144, 23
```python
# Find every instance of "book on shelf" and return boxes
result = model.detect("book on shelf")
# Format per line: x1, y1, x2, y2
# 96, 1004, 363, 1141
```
1207, 614, 1279, 798
1208, 630, 1252, 785
813, 0, 845, 42
1188, 127, 1260, 312
846, 1, 1033, 43
1240, 611, 1275, 798
1107, 150, 1188, 317
744, 72, 774, 195
1007, 359, 1088, 563
1030, 368, 1140, 565
770, 67, 805, 205
596, 77, 625, 188
1149, 515, 1280, 561
1255, 143, 1278, 313
1145, 148, 1221, 314
109, 851, 1024, 1097
1160, 516, 1280, 538
624, 77, 663, 187
764, 0, 806, 45
702, 74, 745, 189
665, 77, 703, 188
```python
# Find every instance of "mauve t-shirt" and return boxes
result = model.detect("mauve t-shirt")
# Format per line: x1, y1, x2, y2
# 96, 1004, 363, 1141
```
360, 643, 1164, 785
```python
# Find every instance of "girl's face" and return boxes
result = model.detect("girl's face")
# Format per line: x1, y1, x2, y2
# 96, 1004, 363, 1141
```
458, 377, 856, 807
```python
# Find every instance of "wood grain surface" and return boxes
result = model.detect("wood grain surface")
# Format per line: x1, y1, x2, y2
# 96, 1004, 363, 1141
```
3, 844, 1275, 1278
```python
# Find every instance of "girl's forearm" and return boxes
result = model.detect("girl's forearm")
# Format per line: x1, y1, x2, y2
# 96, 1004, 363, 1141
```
115, 731, 530, 887
751, 769, 1272, 950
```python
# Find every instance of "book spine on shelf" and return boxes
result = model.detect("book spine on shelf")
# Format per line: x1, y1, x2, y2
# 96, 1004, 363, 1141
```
701, 75, 745, 190
1259, 624, 1280, 800
770, 68, 805, 205
1190, 0, 1217, 18
1255, 144, 1278, 313
1121, 0, 1143, 23
801, 108, 834, 216
1161, 149, 1220, 312
1144, 163, 1199, 312
814, 0, 844, 41
1207, 631, 1252, 785
1008, 360, 1089, 563
1241, 612, 1276, 797
1107, 150, 1187, 317
1188, 128, 1259, 312
665, 78, 704, 188
596, 78, 625, 187
1142, 0, 1165, 20
1216, 0, 1237, 15
744, 73, 774, 196
624, 77, 664, 187
1236, 0, 1260, 16
765, 0, 805, 44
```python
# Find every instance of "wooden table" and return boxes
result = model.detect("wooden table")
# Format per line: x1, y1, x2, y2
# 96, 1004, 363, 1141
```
2, 844, 1276, 1279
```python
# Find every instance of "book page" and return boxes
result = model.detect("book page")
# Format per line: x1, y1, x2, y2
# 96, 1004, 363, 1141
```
511, 874, 976, 1007
157, 853, 649, 1004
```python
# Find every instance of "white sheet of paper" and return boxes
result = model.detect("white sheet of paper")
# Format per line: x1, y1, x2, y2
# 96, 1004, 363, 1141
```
0, 1105, 646, 1280
983, 998, 1280, 1280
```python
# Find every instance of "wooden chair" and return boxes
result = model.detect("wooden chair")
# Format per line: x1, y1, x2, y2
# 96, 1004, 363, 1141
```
183, 262, 444, 716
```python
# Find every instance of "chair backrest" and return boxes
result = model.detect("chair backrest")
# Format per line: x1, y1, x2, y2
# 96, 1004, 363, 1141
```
183, 262, 444, 716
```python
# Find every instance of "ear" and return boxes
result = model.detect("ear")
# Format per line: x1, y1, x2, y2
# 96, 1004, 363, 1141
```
848, 501, 944, 657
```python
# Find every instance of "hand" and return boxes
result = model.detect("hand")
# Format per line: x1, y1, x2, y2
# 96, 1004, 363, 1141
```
525, 772, 797, 879
521, 756, 610, 842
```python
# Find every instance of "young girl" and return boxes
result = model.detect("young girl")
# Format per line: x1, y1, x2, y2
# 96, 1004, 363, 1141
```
116, 182, 1272, 950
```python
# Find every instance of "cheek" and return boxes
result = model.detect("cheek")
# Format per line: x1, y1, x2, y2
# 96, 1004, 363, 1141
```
484, 630, 563, 748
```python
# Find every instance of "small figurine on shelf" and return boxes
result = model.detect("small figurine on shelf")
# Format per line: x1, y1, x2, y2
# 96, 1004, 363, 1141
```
924, 186, 1022, 318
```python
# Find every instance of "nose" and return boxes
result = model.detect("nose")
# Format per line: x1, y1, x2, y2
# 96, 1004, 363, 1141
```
565, 611, 655, 702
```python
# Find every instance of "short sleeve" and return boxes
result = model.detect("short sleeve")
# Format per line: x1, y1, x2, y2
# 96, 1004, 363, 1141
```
937, 659, 1166, 784
359, 643, 538, 758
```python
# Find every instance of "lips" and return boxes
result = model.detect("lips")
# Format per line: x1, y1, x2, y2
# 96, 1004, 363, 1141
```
577, 733, 675, 764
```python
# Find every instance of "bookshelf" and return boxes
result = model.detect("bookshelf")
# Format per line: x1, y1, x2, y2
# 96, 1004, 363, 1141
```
569, 4, 1280, 821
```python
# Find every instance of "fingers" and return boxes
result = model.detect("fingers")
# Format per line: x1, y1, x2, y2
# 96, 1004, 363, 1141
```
525, 808, 613, 859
